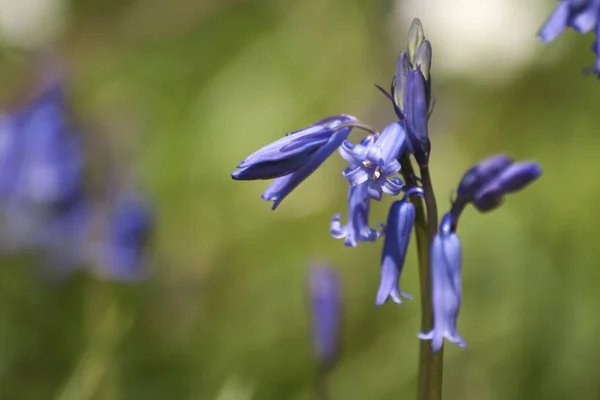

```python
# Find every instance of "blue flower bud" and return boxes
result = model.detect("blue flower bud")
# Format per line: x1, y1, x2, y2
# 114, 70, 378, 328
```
375, 199, 415, 305
456, 154, 512, 198
414, 40, 432, 81
473, 161, 542, 212
418, 228, 466, 352
232, 115, 356, 181
308, 265, 342, 368
330, 182, 383, 247
261, 125, 353, 210
392, 51, 410, 116
407, 18, 426, 66
403, 69, 430, 165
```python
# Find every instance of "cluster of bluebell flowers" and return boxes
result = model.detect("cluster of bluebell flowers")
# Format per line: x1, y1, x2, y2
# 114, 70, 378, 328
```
232, 19, 541, 352
539, 0, 600, 75
0, 74, 152, 280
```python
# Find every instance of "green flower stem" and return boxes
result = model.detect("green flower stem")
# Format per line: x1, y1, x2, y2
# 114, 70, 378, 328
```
400, 154, 444, 400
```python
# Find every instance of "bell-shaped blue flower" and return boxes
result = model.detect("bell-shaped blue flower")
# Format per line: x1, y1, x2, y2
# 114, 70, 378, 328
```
375, 197, 417, 305
539, 0, 600, 75
339, 122, 405, 201
330, 182, 383, 247
232, 115, 356, 181
96, 195, 153, 281
473, 161, 542, 212
308, 264, 342, 368
0, 114, 20, 203
456, 154, 512, 199
12, 81, 83, 206
403, 68, 430, 166
418, 213, 466, 352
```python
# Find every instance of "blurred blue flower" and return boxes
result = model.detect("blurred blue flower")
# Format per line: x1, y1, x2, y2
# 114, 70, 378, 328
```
98, 195, 153, 281
456, 154, 512, 199
375, 191, 421, 306
339, 122, 405, 201
539, 0, 600, 75
308, 264, 342, 368
418, 213, 466, 352
330, 182, 383, 247
0, 114, 20, 203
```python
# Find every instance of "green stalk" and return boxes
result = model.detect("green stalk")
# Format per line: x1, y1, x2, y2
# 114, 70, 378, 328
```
400, 154, 443, 400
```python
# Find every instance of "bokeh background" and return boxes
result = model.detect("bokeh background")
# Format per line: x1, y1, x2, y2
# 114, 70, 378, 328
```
1, 0, 599, 399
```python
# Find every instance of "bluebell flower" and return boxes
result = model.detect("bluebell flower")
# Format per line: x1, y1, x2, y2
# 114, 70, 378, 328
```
473, 161, 542, 212
0, 114, 20, 203
233, 115, 357, 209
330, 182, 383, 247
418, 213, 466, 352
308, 265, 342, 368
539, 0, 600, 75
98, 195, 153, 281
403, 68, 430, 166
338, 122, 405, 201
456, 154, 513, 199
375, 190, 422, 305
233, 115, 357, 181
11, 81, 83, 206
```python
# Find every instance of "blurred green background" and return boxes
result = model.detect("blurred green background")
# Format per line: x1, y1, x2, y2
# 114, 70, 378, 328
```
1, 0, 599, 399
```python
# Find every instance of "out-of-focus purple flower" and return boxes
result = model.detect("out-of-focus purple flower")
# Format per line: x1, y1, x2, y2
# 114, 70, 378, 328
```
539, 0, 600, 75
0, 114, 20, 203
98, 195, 153, 281
330, 182, 383, 247
339, 122, 405, 201
418, 213, 466, 352
8, 80, 84, 206
308, 264, 342, 368
473, 161, 542, 212
375, 195, 418, 306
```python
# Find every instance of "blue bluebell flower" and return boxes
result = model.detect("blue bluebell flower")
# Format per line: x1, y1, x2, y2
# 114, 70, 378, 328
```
403, 68, 430, 166
10, 81, 83, 207
456, 154, 513, 199
539, 0, 600, 75
375, 188, 422, 305
0, 114, 20, 203
330, 182, 383, 247
98, 195, 153, 281
473, 161, 542, 212
418, 213, 466, 352
233, 115, 357, 210
232, 115, 356, 181
338, 122, 405, 201
308, 264, 342, 368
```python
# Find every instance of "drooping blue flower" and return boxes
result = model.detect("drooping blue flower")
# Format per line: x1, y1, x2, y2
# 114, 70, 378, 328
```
473, 161, 542, 212
11, 80, 84, 207
339, 122, 405, 201
232, 115, 356, 181
98, 195, 153, 281
0, 114, 20, 203
330, 182, 383, 247
418, 213, 466, 352
233, 115, 357, 210
308, 264, 342, 368
539, 0, 600, 75
375, 189, 422, 305
456, 154, 513, 199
